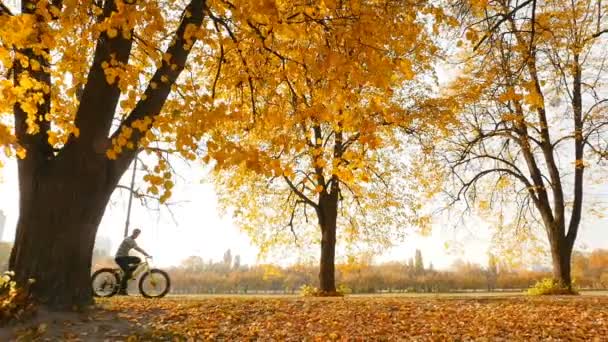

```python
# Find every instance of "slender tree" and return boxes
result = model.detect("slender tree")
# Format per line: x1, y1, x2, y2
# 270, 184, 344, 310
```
233, 254, 241, 270
487, 253, 498, 291
207, 0, 453, 293
442, 0, 608, 290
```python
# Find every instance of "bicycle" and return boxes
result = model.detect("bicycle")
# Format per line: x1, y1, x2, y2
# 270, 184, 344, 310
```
91, 256, 171, 298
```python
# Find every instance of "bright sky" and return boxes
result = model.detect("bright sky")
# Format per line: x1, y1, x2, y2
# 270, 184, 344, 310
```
1, 156, 607, 270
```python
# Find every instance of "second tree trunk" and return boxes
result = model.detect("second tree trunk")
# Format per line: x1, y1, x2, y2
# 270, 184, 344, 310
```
318, 193, 338, 293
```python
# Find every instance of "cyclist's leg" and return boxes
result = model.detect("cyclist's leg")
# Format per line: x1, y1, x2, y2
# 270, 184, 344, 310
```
115, 256, 142, 294
115, 257, 129, 273
121, 256, 142, 286
129, 256, 141, 265
115, 257, 130, 293
125, 256, 141, 274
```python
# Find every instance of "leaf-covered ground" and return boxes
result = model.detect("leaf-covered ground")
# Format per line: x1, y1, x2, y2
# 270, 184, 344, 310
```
2, 295, 608, 341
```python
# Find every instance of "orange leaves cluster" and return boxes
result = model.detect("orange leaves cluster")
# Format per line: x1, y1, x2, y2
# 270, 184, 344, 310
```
94, 0, 140, 40
100, 296, 608, 340
141, 156, 174, 204
0, 2, 177, 153
0, 9, 53, 157
107, 126, 135, 160
0, 14, 37, 50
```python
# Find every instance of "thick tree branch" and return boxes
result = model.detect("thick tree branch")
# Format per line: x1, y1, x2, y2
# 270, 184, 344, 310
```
283, 176, 318, 209
473, 0, 533, 51
111, 0, 207, 177
507, 14, 566, 228
567, 54, 584, 248
13, 0, 55, 166
72, 0, 134, 147
588, 28, 608, 40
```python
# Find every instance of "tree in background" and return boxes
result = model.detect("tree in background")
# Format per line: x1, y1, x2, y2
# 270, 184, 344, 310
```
415, 249, 425, 274
166, 248, 608, 294
209, 0, 455, 294
487, 253, 498, 291
233, 254, 241, 270
572, 250, 591, 286
181, 256, 205, 273
441, 0, 608, 291
407, 258, 415, 270
589, 250, 608, 286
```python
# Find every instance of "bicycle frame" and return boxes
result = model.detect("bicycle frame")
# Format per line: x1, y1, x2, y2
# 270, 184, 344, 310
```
130, 256, 153, 280
117, 256, 153, 282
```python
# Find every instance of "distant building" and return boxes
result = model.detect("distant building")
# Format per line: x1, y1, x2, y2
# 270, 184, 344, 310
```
0, 210, 5, 242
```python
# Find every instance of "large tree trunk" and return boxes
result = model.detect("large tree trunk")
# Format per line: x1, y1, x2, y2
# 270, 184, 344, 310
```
549, 236, 573, 289
9, 149, 120, 308
318, 193, 338, 294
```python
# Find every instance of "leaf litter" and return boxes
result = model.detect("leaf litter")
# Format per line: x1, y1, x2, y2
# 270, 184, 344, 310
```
2, 295, 607, 341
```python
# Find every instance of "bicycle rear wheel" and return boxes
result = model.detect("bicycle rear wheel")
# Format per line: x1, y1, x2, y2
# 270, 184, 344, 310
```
139, 269, 170, 298
91, 268, 120, 297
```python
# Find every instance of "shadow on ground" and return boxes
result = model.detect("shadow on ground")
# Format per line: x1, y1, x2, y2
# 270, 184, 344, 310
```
0, 301, 151, 341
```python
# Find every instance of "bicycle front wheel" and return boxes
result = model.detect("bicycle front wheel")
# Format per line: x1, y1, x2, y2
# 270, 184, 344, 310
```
138, 269, 170, 298
91, 268, 120, 297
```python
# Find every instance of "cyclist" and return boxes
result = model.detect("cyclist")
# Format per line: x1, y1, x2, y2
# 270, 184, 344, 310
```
115, 228, 151, 295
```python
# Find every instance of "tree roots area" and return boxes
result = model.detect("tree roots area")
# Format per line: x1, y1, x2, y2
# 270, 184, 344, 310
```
1, 295, 607, 341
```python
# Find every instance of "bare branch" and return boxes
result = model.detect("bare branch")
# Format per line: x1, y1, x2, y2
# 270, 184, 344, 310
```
473, 0, 534, 51
283, 176, 318, 209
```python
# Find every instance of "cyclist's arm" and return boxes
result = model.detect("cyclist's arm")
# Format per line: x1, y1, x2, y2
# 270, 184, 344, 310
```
134, 246, 150, 257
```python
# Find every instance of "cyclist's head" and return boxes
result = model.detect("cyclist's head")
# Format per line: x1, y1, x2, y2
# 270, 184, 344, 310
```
132, 228, 141, 238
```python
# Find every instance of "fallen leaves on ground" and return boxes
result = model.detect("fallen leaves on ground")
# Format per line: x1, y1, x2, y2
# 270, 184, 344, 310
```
0, 274, 37, 327
97, 295, 608, 341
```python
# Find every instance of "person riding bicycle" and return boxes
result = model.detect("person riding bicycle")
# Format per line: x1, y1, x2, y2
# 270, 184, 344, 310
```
115, 228, 151, 295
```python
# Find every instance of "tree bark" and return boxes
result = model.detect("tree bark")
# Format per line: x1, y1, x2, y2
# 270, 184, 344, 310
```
318, 193, 338, 293
549, 235, 573, 289
9, 149, 119, 308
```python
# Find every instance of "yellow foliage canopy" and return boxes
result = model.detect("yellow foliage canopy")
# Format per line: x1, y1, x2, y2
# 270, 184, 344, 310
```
203, 0, 456, 255
0, 0, 453, 205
